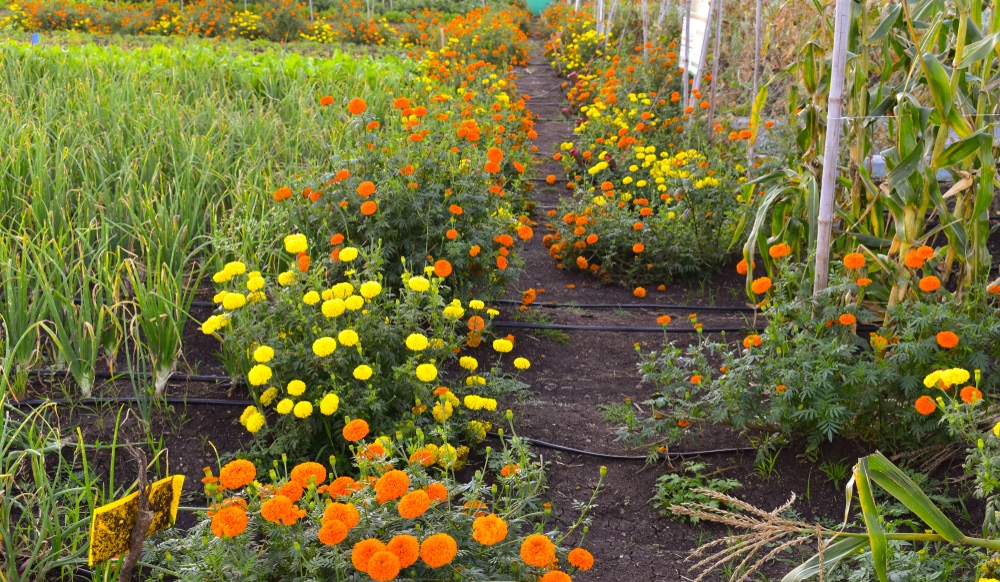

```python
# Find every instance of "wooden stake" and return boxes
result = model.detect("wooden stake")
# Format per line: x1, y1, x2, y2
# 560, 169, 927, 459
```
642, 0, 649, 60
747, 0, 762, 169
813, 0, 851, 293
682, 0, 691, 106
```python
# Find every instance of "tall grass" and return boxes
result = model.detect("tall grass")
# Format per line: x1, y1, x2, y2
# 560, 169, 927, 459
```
0, 39, 406, 397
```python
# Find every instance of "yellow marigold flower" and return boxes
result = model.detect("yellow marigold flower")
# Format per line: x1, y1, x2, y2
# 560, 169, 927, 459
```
284, 234, 308, 254
339, 247, 359, 262
248, 291, 266, 303
213, 270, 233, 283
460, 356, 478, 371
408, 276, 430, 292
223, 261, 246, 276
303, 291, 321, 305
312, 337, 337, 357
353, 365, 373, 381
416, 363, 438, 383
223, 293, 247, 310
345, 296, 364, 311
293, 401, 313, 418
923, 368, 970, 389
246, 412, 265, 433
248, 364, 273, 386
253, 346, 274, 363
287, 380, 306, 396
469, 300, 485, 311
433, 401, 453, 422
492, 339, 513, 353
465, 375, 486, 386
213, 290, 227, 304
513, 357, 530, 370
338, 329, 360, 346
360, 281, 382, 298
486, 308, 499, 318
201, 315, 228, 335
246, 275, 265, 292
464, 395, 497, 411
276, 398, 294, 414
260, 386, 278, 406
406, 333, 429, 351
277, 271, 295, 286
332, 282, 354, 298
322, 298, 346, 318
993, 422, 1000, 437
320, 393, 340, 415
443, 304, 465, 319
240, 405, 257, 426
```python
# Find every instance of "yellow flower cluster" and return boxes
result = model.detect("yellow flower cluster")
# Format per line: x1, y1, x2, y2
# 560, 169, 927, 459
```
923, 368, 971, 389
463, 395, 497, 411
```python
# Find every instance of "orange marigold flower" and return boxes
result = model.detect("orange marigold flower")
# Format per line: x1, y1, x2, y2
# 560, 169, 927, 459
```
915, 245, 935, 260
218, 459, 256, 490
468, 315, 485, 331
210, 505, 248, 538
576, 256, 588, 270
347, 97, 367, 115
434, 259, 453, 278
398, 489, 431, 519
843, 252, 865, 270
487, 147, 504, 163
633, 243, 645, 253
319, 95, 334, 107
657, 315, 672, 326
352, 538, 387, 573
857, 277, 872, 287
420, 533, 458, 568
633, 287, 647, 298
919, 276, 941, 292
517, 225, 534, 240
742, 334, 762, 349
330, 233, 345, 245
540, 572, 572, 582
678, 419, 691, 428
323, 502, 360, 528
914, 395, 937, 415
367, 551, 400, 582
500, 464, 520, 477
691, 374, 702, 385
392, 97, 410, 109
495, 234, 514, 247
260, 495, 305, 526
375, 470, 410, 504
318, 519, 349, 546
366, 120, 380, 131
449, 204, 463, 215
750, 277, 772, 295
838, 313, 857, 325
936, 331, 959, 349
484, 161, 501, 173
278, 480, 304, 502
768, 243, 791, 259
586, 234, 599, 245
472, 514, 508, 546
960, 385, 983, 404
520, 533, 556, 568
568, 547, 594, 570
425, 482, 449, 502
360, 201, 378, 215
903, 250, 925, 269
357, 181, 376, 197
321, 476, 355, 499
297, 253, 310, 273
546, 174, 557, 184
387, 534, 420, 568
446, 229, 458, 240
775, 384, 787, 393
633, 221, 644, 231
736, 258, 754, 275
497, 255, 509, 270
343, 419, 370, 442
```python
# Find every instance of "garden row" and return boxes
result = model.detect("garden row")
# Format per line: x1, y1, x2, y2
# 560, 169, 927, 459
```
536, 0, 1000, 579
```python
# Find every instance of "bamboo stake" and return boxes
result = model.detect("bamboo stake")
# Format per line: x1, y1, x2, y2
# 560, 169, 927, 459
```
642, 0, 649, 60
747, 0, 762, 169
706, 0, 724, 136
656, 0, 669, 28
813, 0, 852, 293
690, 0, 716, 101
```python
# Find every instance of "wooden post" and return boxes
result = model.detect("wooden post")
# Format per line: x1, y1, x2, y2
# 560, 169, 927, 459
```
642, 0, 649, 60
309, 0, 314, 21
690, 0, 715, 100
656, 0, 669, 28
706, 0, 724, 135
813, 0, 851, 293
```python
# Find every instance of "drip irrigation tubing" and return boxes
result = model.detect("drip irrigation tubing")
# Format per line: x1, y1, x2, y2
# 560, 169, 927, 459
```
492, 321, 760, 333
30, 369, 236, 384
6, 396, 256, 408
487, 432, 753, 461
491, 298, 758, 312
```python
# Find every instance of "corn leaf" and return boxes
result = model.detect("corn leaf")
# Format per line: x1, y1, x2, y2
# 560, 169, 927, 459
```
866, 452, 965, 542
781, 536, 869, 582
856, 459, 888, 582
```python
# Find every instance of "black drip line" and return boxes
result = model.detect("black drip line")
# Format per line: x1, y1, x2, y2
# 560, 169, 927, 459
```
492, 298, 757, 312
29, 369, 235, 384
487, 432, 753, 461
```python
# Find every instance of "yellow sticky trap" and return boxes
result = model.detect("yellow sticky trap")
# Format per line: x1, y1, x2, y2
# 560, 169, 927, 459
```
88, 474, 184, 566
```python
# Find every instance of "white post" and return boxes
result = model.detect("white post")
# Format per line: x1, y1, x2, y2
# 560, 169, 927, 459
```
642, 0, 649, 60
682, 0, 691, 106
690, 0, 715, 100
706, 0, 724, 134
746, 0, 762, 168
656, 0, 669, 28
813, 0, 852, 293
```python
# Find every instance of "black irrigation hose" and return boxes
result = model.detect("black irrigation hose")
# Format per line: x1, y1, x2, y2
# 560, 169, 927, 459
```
6, 396, 256, 408
493, 299, 758, 312
30, 369, 236, 384
493, 321, 761, 333
488, 432, 754, 461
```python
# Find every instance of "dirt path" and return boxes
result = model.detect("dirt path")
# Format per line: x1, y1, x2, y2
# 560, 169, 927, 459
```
501, 41, 859, 581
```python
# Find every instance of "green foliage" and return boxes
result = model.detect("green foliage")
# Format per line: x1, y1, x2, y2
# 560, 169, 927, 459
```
653, 461, 742, 523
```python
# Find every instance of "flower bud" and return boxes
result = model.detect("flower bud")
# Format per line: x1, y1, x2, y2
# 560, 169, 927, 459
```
600, 465, 608, 477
